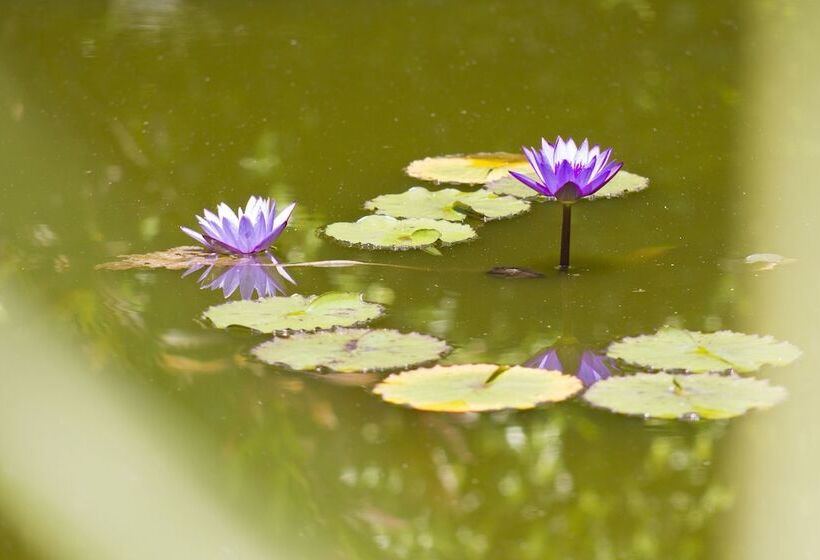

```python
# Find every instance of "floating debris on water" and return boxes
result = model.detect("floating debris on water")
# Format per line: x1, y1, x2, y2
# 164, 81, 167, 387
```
486, 266, 545, 279
744, 253, 795, 271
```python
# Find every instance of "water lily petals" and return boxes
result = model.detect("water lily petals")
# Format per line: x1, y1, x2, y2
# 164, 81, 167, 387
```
513, 137, 629, 200
180, 196, 295, 255
489, 169, 648, 201
180, 226, 207, 247
508, 171, 546, 196
576, 139, 590, 165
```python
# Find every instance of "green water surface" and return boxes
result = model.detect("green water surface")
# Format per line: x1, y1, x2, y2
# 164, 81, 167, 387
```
1, 1, 818, 559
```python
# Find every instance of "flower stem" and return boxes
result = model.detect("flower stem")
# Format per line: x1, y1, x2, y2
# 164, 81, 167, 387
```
559, 203, 572, 271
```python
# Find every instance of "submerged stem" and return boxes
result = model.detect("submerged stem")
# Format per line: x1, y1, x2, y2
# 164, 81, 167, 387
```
559, 203, 572, 271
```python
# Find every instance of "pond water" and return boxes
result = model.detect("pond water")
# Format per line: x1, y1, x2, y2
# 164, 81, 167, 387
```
1, 1, 819, 559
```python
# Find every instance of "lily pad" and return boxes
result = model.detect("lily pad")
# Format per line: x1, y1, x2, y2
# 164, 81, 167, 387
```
607, 328, 801, 373
484, 175, 544, 201
321, 215, 477, 250
405, 152, 532, 185
203, 292, 383, 334
252, 328, 450, 372
455, 190, 531, 221
96, 246, 237, 271
582, 170, 650, 199
364, 186, 530, 222
583, 372, 787, 420
366, 187, 464, 221
373, 364, 582, 412
486, 170, 650, 201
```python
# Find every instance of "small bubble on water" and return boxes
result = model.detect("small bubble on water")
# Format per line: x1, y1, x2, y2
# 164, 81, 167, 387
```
680, 411, 700, 422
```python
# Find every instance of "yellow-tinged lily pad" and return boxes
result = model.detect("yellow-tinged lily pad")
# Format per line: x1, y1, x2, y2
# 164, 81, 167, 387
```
607, 328, 801, 373
203, 292, 383, 334
583, 372, 787, 420
321, 215, 476, 250
486, 170, 650, 201
405, 152, 532, 185
252, 328, 450, 372
373, 364, 582, 412
364, 186, 530, 222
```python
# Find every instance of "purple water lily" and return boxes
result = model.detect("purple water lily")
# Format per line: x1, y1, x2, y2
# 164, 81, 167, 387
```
181, 196, 295, 255
510, 137, 623, 270
183, 255, 295, 300
510, 137, 623, 201
525, 347, 613, 387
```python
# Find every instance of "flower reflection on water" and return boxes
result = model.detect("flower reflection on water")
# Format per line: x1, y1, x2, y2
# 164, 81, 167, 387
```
525, 346, 614, 387
182, 254, 295, 300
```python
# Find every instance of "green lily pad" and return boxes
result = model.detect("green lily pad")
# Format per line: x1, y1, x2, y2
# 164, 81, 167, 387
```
484, 175, 544, 200
583, 372, 787, 420
486, 170, 650, 201
365, 187, 464, 221
321, 215, 477, 250
203, 292, 383, 334
373, 364, 582, 412
364, 186, 530, 222
405, 152, 532, 185
455, 190, 531, 221
607, 328, 801, 373
585, 170, 650, 199
252, 328, 450, 372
